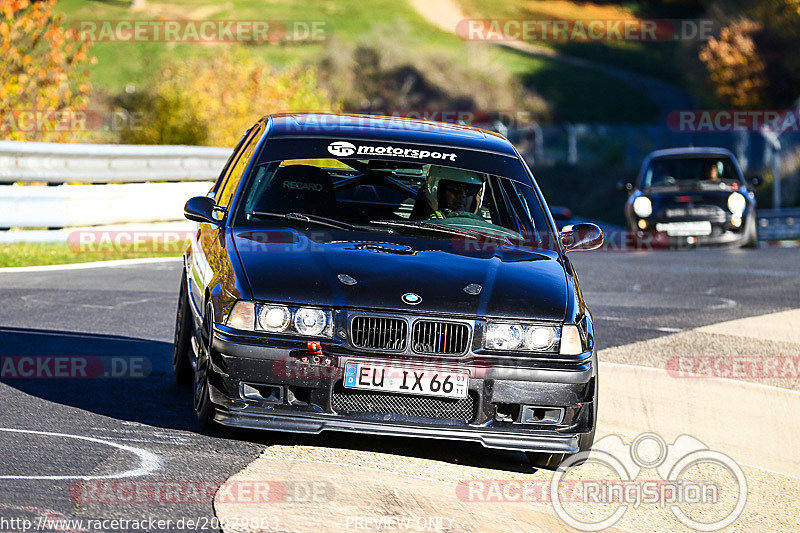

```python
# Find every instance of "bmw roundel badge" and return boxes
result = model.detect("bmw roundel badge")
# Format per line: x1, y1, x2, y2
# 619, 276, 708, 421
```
402, 293, 421, 305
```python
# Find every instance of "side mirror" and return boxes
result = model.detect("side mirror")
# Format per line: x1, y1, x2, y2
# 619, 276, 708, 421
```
748, 175, 764, 187
184, 196, 223, 226
561, 223, 604, 252
617, 180, 634, 192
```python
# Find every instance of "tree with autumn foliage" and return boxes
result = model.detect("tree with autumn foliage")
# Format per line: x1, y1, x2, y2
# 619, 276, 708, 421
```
1, 0, 94, 142
699, 1, 800, 109
698, 19, 767, 109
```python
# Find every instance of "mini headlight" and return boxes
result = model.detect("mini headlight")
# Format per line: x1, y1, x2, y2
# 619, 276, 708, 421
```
226, 301, 255, 330
485, 323, 523, 350
294, 307, 328, 336
633, 196, 653, 218
524, 326, 559, 351
727, 192, 746, 215
257, 305, 290, 332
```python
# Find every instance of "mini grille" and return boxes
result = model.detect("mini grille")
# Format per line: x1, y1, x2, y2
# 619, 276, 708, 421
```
412, 321, 470, 355
351, 316, 407, 351
332, 388, 475, 422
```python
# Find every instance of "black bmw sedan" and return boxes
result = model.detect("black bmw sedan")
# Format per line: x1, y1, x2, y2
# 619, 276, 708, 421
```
620, 147, 761, 248
174, 113, 603, 468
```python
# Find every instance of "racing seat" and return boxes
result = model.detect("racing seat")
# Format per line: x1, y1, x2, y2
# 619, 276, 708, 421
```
252, 164, 337, 218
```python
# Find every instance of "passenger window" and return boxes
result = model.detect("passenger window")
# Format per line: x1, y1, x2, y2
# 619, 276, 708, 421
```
216, 124, 264, 208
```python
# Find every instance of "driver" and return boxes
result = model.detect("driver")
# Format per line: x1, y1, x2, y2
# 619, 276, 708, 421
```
704, 161, 721, 181
424, 166, 486, 220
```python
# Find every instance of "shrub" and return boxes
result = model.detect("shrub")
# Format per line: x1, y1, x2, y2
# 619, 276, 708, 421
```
115, 49, 339, 147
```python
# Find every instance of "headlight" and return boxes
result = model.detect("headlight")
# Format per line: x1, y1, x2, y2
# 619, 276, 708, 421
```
525, 326, 559, 351
226, 301, 333, 338
485, 323, 523, 350
727, 192, 746, 215
485, 322, 561, 352
294, 307, 328, 336
258, 305, 290, 331
632, 196, 652, 218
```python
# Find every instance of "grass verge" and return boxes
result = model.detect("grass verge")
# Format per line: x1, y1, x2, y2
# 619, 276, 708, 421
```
0, 241, 186, 268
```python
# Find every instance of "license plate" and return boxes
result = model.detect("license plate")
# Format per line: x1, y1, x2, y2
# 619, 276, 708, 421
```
655, 221, 712, 236
343, 361, 468, 399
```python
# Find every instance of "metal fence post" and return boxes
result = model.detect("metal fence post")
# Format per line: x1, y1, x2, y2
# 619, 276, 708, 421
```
566, 124, 577, 165
760, 130, 782, 209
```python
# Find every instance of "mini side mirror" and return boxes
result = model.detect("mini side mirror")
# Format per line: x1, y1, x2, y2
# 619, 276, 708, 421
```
748, 175, 764, 188
561, 223, 604, 252
617, 180, 634, 192
184, 196, 223, 226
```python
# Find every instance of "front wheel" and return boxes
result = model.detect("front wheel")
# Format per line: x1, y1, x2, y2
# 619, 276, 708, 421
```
193, 302, 217, 429
526, 428, 595, 471
741, 214, 759, 248
172, 273, 194, 386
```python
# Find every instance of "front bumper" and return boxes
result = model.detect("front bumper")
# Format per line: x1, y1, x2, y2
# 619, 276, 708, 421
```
205, 329, 597, 454
631, 216, 752, 248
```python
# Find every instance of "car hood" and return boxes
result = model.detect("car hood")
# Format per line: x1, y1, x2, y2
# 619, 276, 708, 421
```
232, 229, 568, 321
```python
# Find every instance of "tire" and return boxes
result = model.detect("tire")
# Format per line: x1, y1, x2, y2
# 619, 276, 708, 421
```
193, 302, 217, 429
172, 273, 194, 386
526, 429, 595, 471
741, 214, 759, 249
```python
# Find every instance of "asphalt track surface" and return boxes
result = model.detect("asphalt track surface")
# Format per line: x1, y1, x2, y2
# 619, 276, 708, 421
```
0, 247, 798, 532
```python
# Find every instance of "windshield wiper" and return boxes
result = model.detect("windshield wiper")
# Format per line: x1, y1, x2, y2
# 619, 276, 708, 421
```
369, 219, 488, 240
371, 219, 517, 245
247, 211, 394, 233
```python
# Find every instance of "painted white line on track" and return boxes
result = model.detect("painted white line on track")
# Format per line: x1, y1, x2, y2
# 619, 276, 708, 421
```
0, 427, 161, 480
0, 256, 182, 273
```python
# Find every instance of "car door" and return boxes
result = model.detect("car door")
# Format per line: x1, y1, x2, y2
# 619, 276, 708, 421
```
188, 123, 265, 314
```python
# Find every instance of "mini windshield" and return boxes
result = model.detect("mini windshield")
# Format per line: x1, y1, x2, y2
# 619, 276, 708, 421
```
234, 158, 555, 249
642, 156, 741, 188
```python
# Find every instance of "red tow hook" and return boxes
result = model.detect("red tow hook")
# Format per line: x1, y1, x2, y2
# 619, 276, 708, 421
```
307, 341, 323, 355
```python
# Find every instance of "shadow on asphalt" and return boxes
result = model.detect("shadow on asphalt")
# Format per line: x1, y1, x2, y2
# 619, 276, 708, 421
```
0, 326, 535, 473
0, 326, 198, 431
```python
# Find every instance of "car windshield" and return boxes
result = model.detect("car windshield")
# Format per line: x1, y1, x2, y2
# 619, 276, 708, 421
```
642, 156, 740, 188
234, 158, 555, 249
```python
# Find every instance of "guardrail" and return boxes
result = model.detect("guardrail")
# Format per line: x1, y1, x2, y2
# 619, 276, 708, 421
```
0, 141, 229, 229
757, 208, 800, 241
2, 140, 799, 240
0, 140, 230, 184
